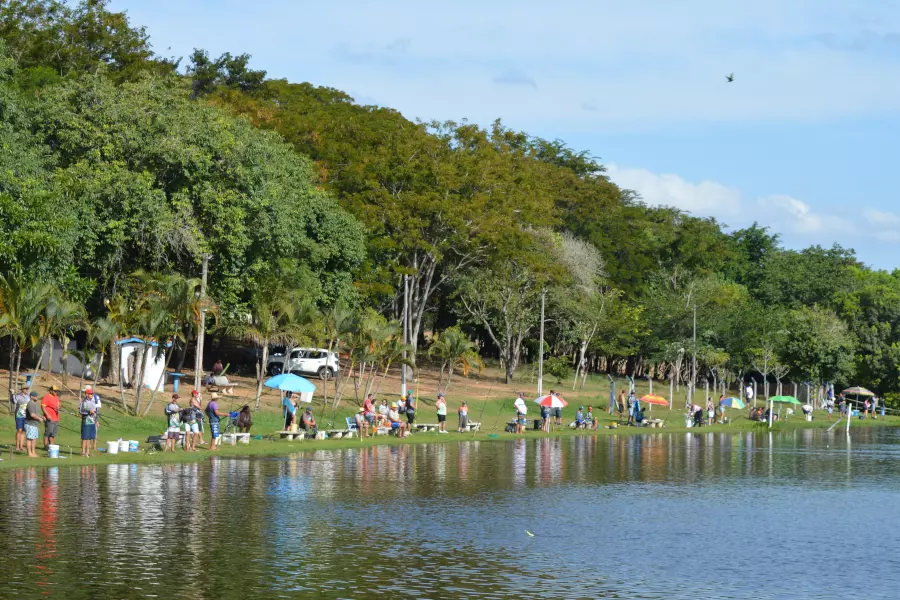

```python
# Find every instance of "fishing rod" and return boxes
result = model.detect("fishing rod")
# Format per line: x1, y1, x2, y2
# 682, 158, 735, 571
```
473, 381, 493, 439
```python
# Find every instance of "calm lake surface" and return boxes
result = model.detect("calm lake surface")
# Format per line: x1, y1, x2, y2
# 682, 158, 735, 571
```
2, 428, 899, 599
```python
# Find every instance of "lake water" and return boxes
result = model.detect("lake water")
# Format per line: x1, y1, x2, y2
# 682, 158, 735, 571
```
2, 427, 899, 599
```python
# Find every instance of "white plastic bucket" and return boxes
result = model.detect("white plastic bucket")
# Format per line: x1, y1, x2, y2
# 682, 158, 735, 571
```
128, 440, 139, 452
107, 441, 119, 455
48, 444, 59, 459
118, 440, 129, 453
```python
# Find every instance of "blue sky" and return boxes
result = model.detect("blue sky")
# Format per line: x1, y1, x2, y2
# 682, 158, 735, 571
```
112, 0, 900, 269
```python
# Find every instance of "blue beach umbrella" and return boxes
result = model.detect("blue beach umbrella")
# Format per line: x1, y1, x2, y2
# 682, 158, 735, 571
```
720, 397, 745, 409
264, 373, 316, 393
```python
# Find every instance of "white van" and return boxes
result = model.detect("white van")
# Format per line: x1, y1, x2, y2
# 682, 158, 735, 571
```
267, 348, 340, 380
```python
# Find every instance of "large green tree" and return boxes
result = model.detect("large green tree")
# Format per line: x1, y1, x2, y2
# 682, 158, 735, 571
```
29, 73, 365, 314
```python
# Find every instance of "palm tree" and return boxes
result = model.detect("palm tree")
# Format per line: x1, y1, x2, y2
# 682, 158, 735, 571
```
232, 283, 308, 411
104, 294, 137, 408
163, 274, 216, 373
428, 326, 484, 392
0, 269, 54, 401
318, 300, 357, 409
43, 295, 87, 386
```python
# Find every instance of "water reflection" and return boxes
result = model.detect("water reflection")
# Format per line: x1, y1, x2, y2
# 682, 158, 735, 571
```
0, 429, 899, 599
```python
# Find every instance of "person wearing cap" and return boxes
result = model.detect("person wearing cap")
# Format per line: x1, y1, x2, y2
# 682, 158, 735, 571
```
24, 391, 44, 458
353, 407, 369, 438
181, 397, 201, 451
435, 393, 448, 433
575, 406, 586, 429
205, 392, 225, 450
388, 402, 408, 437
300, 406, 317, 435
405, 389, 416, 427
13, 385, 30, 452
41, 385, 61, 449
79, 390, 97, 457
83, 386, 101, 451
513, 392, 528, 434
586, 406, 597, 430
164, 394, 182, 452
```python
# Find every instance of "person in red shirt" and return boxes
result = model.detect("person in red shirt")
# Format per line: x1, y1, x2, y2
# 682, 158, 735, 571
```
41, 386, 61, 449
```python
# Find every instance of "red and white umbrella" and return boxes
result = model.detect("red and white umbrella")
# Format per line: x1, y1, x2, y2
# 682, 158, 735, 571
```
534, 395, 568, 408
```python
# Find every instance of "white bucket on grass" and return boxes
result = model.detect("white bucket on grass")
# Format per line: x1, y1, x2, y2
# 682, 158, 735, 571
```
48, 445, 59, 459
118, 440, 129, 453
107, 442, 119, 455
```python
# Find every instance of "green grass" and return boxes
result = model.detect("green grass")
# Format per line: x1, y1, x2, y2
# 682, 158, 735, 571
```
2, 386, 895, 469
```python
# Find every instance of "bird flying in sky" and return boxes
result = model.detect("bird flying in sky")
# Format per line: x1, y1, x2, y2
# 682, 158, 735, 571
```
726, 73, 734, 82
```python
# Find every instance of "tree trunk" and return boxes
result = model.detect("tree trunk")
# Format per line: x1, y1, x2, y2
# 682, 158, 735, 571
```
445, 365, 456, 392
254, 342, 269, 412
7, 340, 13, 414
142, 343, 175, 417
109, 340, 120, 385
176, 331, 191, 372
335, 358, 356, 407
129, 345, 143, 388
95, 352, 105, 385
133, 343, 151, 415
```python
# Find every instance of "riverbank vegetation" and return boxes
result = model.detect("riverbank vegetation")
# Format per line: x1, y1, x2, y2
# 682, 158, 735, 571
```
2, 1, 900, 412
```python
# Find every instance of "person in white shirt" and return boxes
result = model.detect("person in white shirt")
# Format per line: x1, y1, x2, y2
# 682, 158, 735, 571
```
388, 402, 409, 437
513, 392, 528, 434
745, 383, 754, 401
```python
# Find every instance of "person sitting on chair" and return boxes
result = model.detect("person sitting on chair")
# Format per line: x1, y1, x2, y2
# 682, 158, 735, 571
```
353, 407, 370, 438
388, 402, 409, 437
586, 406, 597, 430
299, 407, 317, 435
575, 407, 586, 429
237, 405, 253, 433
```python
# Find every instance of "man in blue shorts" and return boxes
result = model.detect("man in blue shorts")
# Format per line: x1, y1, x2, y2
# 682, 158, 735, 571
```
206, 392, 225, 450
389, 402, 409, 437
13, 386, 30, 452
79, 390, 97, 457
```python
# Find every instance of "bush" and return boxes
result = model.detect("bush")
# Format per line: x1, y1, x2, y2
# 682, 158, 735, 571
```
544, 356, 572, 383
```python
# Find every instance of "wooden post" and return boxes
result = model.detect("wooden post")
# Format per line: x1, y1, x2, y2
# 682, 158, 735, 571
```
753, 381, 758, 408
648, 375, 652, 413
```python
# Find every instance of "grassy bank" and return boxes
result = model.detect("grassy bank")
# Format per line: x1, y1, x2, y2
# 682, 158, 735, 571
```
3, 365, 895, 469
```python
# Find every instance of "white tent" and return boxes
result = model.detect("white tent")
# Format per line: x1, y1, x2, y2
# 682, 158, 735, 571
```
117, 338, 169, 392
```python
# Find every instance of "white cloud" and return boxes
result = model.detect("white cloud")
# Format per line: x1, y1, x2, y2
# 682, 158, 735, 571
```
606, 165, 742, 219
864, 208, 900, 226
607, 164, 858, 244
875, 231, 900, 244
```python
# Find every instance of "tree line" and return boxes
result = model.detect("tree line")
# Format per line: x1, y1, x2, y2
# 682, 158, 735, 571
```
2, 0, 899, 410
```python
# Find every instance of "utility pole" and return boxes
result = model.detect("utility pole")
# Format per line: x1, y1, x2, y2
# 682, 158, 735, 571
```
537, 289, 546, 396
401, 274, 408, 396
193, 254, 210, 391
691, 303, 697, 406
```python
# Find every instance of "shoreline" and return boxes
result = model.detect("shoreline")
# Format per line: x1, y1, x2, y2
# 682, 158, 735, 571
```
1, 415, 895, 470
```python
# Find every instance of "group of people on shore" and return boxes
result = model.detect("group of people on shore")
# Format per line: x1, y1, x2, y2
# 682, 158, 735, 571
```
10, 381, 255, 457
347, 391, 420, 437
12, 384, 102, 458
162, 390, 251, 452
